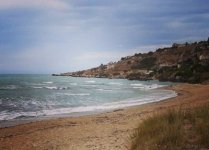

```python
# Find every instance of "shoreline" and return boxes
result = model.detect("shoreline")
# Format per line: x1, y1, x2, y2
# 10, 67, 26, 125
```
0, 85, 177, 128
0, 84, 209, 149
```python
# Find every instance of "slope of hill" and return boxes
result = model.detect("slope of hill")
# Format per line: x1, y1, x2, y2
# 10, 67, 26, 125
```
55, 38, 209, 83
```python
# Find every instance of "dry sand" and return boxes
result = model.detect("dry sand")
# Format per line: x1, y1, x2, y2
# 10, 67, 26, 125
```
0, 84, 209, 150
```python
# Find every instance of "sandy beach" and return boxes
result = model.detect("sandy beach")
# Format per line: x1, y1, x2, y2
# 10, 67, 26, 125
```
0, 84, 209, 150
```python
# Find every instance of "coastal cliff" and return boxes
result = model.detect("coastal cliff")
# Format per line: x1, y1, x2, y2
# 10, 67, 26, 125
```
55, 38, 209, 83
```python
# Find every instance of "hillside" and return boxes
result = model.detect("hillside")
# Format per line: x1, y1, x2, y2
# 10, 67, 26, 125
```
54, 38, 209, 83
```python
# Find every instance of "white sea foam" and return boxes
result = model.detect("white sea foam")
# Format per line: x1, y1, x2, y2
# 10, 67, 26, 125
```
32, 86, 71, 90
32, 86, 70, 90
132, 84, 166, 90
41, 91, 177, 116
144, 84, 165, 90
130, 83, 143, 86
0, 85, 18, 90
97, 89, 113, 92
85, 80, 95, 83
0, 111, 40, 121
43, 81, 53, 84
108, 82, 123, 85
44, 86, 58, 90
0, 90, 177, 121
0, 75, 176, 123
59, 87, 70, 90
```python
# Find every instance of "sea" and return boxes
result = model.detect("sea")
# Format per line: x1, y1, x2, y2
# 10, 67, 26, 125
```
0, 74, 177, 126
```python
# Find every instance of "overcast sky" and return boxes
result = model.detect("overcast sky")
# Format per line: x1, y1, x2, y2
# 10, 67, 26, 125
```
0, 0, 209, 74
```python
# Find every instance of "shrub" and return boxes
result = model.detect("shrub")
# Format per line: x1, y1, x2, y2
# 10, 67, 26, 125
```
130, 105, 209, 150
131, 57, 157, 69
131, 109, 184, 150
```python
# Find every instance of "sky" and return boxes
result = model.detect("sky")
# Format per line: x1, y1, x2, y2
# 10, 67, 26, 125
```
0, 0, 209, 74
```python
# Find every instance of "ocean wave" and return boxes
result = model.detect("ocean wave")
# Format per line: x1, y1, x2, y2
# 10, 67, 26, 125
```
57, 87, 71, 90
130, 83, 143, 86
97, 89, 113, 92
31, 86, 43, 89
70, 83, 77, 86
43, 81, 53, 84
82, 84, 97, 87
0, 90, 177, 121
0, 111, 41, 121
85, 80, 95, 83
144, 84, 165, 90
44, 86, 57, 90
0, 85, 18, 90
108, 82, 123, 85
38, 91, 177, 116
132, 86, 144, 89
132, 84, 166, 90
30, 83, 45, 86
60, 93, 90, 96
112, 88, 121, 90
31, 86, 71, 90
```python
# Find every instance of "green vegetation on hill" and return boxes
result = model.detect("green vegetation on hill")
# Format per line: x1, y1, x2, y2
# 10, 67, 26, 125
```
131, 57, 157, 70
130, 105, 209, 150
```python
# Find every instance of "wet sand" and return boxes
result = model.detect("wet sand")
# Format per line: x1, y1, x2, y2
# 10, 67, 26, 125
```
0, 84, 209, 150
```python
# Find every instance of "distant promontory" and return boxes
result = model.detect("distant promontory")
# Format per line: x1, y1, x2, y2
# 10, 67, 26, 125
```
54, 38, 209, 84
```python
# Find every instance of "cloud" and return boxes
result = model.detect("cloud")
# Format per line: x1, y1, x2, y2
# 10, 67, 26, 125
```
0, 0, 209, 73
0, 0, 68, 10
74, 44, 172, 63
0, 42, 172, 73
167, 21, 185, 29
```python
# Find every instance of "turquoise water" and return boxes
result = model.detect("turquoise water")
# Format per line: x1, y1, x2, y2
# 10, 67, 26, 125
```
0, 75, 177, 121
